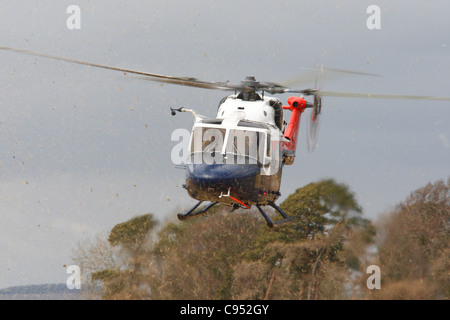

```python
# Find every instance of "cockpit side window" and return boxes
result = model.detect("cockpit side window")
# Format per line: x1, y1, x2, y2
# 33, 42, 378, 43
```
269, 99, 283, 130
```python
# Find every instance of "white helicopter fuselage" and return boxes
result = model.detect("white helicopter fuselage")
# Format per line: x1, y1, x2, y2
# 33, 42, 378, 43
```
183, 94, 287, 206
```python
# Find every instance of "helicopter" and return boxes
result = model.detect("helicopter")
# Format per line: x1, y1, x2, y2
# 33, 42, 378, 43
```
1, 46, 449, 227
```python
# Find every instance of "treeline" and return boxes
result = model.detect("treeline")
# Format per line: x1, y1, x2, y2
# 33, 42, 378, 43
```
369, 178, 449, 299
73, 178, 449, 300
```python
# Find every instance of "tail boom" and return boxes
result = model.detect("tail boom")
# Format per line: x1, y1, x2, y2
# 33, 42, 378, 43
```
282, 96, 306, 164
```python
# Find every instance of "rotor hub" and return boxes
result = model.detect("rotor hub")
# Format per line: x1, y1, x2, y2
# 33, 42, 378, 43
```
241, 76, 260, 90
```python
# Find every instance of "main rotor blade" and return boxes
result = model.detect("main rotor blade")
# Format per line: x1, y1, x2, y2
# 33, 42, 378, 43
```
3, 46, 449, 101
304, 66, 383, 78
313, 90, 450, 101
274, 67, 382, 90
0, 46, 235, 91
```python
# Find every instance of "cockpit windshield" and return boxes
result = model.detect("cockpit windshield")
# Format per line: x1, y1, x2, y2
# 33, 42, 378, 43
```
226, 129, 261, 160
190, 126, 267, 165
191, 127, 226, 153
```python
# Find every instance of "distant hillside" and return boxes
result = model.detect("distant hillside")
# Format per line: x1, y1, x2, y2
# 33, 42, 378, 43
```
0, 283, 82, 300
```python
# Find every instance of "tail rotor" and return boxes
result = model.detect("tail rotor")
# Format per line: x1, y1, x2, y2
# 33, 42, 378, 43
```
307, 65, 324, 152
307, 94, 322, 152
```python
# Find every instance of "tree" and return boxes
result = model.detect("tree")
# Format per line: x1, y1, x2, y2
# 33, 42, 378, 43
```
253, 179, 367, 246
234, 179, 373, 299
371, 178, 450, 299
88, 213, 158, 299
108, 214, 158, 251
152, 208, 262, 299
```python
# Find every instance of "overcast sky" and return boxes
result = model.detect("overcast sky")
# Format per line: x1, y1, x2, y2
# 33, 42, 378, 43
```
0, 0, 449, 289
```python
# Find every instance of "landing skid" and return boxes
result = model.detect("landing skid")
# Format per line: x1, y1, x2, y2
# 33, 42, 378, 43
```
256, 201, 294, 228
177, 201, 218, 221
177, 200, 293, 228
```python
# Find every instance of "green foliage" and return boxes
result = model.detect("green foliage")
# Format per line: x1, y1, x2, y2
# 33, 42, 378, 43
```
252, 179, 365, 251
108, 214, 157, 250
279, 179, 363, 239
91, 269, 120, 282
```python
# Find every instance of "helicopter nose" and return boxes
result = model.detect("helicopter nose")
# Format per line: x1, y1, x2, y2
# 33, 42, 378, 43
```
184, 163, 260, 203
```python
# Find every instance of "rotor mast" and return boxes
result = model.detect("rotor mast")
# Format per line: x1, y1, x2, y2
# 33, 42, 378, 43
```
239, 76, 261, 101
